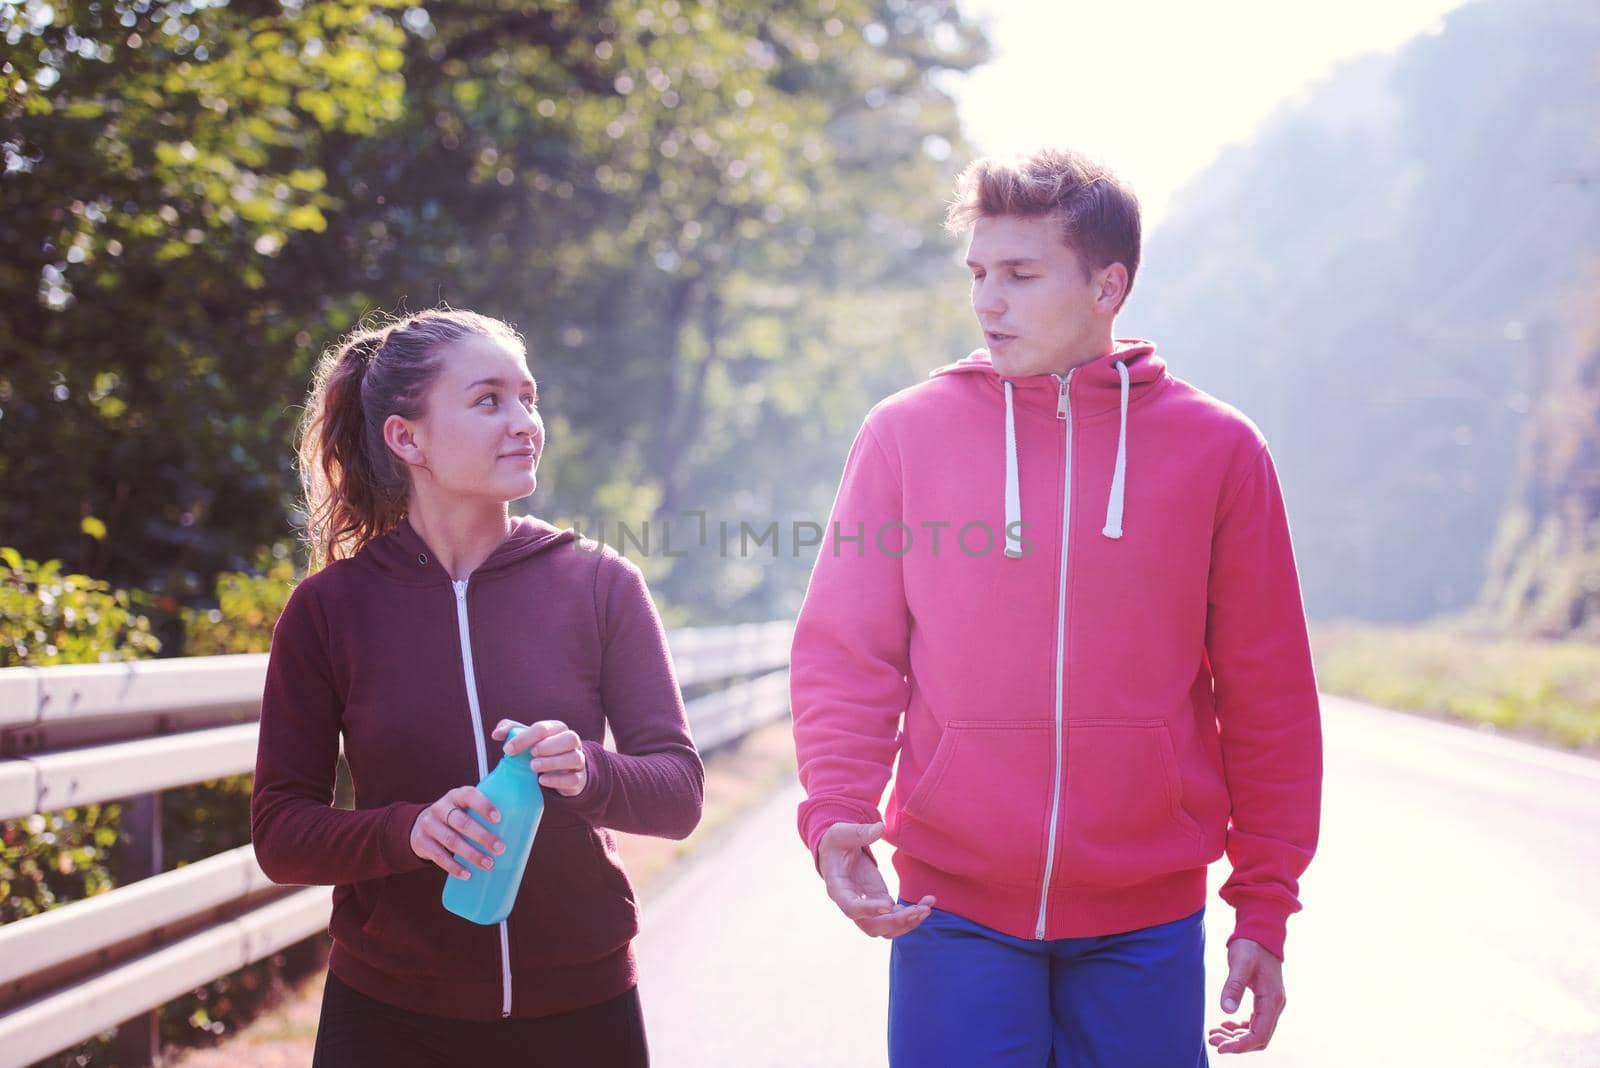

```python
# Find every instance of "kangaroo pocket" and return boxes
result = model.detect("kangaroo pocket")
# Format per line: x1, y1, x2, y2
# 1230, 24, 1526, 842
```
507, 823, 639, 969
893, 720, 1055, 889
355, 868, 501, 980
1057, 719, 1207, 888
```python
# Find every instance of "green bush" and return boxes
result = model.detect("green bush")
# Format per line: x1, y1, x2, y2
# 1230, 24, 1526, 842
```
1, 550, 160, 925
0, 547, 162, 667
180, 545, 297, 657
0, 804, 121, 923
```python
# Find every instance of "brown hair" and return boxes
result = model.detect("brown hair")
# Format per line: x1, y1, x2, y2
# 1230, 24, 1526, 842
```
944, 148, 1142, 312
295, 308, 526, 570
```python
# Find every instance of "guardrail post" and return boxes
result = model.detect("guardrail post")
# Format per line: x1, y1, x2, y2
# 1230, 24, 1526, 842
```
112, 790, 162, 1067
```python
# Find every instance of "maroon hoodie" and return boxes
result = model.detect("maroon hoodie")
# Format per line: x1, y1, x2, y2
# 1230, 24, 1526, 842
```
251, 515, 704, 1020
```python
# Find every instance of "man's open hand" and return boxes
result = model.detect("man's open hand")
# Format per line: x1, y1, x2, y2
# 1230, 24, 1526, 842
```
816, 821, 935, 938
1208, 937, 1286, 1054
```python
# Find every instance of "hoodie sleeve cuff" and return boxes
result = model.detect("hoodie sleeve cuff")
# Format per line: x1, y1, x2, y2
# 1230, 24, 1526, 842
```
799, 799, 884, 865
381, 802, 431, 875
549, 739, 614, 823
1227, 899, 1291, 961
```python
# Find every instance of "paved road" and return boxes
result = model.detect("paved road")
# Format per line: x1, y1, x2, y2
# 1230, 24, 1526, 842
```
636, 695, 1600, 1067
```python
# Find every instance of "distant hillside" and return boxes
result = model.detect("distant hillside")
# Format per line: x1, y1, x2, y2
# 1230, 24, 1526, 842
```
1479, 276, 1600, 638
1123, 0, 1600, 625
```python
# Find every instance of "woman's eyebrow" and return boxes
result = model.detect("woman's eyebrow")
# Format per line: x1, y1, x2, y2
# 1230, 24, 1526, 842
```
464, 376, 537, 390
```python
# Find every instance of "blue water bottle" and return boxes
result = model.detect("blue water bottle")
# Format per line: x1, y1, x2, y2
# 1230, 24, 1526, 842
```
442, 727, 545, 925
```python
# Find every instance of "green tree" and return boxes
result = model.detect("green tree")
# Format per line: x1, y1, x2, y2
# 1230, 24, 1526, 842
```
3, 0, 989, 629
2, 0, 411, 604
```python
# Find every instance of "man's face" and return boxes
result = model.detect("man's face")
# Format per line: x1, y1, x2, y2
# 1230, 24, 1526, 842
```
965, 213, 1119, 378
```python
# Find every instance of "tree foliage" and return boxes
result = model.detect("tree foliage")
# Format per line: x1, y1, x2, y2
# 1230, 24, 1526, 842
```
2, 0, 987, 628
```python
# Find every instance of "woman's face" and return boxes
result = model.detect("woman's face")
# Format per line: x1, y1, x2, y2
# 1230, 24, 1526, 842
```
389, 335, 545, 505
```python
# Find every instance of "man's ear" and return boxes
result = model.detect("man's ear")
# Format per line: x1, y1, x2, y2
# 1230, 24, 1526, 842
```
1096, 263, 1129, 311
383, 413, 425, 470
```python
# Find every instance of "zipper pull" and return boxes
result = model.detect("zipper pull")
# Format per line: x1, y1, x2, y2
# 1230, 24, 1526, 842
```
1056, 371, 1072, 420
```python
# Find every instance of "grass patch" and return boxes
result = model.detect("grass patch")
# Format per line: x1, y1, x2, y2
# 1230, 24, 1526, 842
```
1312, 622, 1600, 752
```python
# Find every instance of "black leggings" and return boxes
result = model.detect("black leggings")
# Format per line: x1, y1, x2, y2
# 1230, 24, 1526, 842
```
311, 970, 649, 1067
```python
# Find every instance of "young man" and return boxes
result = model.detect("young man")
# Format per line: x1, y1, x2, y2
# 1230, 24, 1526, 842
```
790, 149, 1322, 1065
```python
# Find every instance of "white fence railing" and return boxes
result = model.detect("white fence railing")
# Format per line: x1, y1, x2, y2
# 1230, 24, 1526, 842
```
0, 620, 793, 1068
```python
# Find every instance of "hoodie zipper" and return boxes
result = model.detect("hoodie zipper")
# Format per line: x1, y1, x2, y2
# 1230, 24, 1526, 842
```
1035, 369, 1075, 939
453, 578, 514, 1017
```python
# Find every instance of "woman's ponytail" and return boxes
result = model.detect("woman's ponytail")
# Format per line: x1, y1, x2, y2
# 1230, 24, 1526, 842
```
298, 330, 400, 570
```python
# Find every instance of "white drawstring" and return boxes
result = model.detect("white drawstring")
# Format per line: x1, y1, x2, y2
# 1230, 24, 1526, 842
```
1003, 360, 1130, 559
1101, 360, 1130, 539
1004, 381, 1023, 557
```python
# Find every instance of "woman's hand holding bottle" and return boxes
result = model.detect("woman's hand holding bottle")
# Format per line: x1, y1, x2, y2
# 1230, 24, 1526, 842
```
408, 718, 582, 883
410, 786, 505, 880
492, 719, 588, 797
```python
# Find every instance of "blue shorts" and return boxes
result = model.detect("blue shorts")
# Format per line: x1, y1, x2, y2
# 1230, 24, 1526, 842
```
889, 903, 1209, 1067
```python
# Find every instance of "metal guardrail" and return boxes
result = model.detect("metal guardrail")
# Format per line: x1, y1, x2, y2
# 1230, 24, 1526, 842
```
0, 620, 794, 1068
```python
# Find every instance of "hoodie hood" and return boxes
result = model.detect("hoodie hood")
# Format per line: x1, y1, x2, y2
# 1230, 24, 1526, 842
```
356, 513, 577, 587
929, 338, 1164, 408
929, 339, 1166, 553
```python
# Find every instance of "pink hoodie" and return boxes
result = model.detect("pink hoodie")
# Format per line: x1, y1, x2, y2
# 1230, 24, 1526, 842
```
791, 340, 1322, 959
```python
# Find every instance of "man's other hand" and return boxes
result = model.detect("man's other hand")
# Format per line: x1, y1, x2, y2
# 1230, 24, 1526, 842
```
816, 821, 936, 938
1208, 937, 1287, 1054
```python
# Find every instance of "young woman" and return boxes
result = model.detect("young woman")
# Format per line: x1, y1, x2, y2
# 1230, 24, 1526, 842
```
250, 308, 703, 1066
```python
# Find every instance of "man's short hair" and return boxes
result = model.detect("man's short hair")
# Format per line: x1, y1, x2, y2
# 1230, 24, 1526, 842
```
945, 148, 1142, 312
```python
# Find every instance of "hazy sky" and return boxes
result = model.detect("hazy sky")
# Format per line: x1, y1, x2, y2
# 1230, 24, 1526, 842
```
952, 0, 1478, 233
